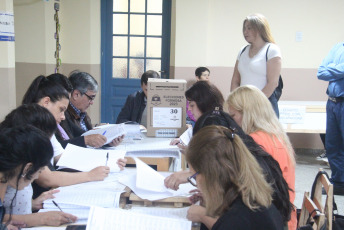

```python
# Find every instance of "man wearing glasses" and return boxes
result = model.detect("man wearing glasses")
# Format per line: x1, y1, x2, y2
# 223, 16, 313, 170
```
60, 71, 122, 148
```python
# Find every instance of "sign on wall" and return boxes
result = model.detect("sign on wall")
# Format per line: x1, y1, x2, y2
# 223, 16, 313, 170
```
0, 11, 14, 41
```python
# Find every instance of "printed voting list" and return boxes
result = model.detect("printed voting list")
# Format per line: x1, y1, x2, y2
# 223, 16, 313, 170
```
81, 123, 126, 145
57, 144, 126, 172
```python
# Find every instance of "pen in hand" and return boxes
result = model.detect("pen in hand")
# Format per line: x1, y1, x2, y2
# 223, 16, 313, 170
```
105, 152, 109, 166
52, 200, 73, 223
102, 131, 107, 135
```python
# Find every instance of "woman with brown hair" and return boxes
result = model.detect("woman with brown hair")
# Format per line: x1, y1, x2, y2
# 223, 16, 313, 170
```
186, 125, 283, 230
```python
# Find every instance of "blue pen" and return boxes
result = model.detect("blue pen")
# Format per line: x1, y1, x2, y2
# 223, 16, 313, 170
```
102, 131, 107, 135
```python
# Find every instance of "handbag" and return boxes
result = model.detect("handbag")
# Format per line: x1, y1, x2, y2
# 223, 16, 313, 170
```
239, 44, 283, 101
310, 171, 344, 230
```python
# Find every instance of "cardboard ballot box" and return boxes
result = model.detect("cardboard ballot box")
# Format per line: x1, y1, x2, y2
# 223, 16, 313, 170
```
147, 79, 187, 137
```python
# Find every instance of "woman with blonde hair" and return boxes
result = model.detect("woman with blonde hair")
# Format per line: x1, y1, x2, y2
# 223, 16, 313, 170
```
227, 85, 296, 230
230, 13, 282, 117
186, 125, 283, 230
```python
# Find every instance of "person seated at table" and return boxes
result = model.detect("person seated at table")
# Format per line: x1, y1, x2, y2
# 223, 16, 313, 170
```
185, 110, 293, 229
227, 85, 296, 230
165, 81, 224, 186
57, 71, 124, 148
19, 76, 126, 196
116, 70, 160, 127
0, 126, 77, 227
187, 67, 211, 127
46, 73, 123, 148
186, 126, 284, 230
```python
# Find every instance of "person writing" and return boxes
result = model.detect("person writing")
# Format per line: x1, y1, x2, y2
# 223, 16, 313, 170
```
230, 13, 282, 117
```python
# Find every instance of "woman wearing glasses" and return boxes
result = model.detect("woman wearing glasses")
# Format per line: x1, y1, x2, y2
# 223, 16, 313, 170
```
186, 126, 284, 230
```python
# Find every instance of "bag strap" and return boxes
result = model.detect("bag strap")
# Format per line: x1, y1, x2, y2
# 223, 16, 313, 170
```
266, 44, 271, 62
310, 170, 338, 212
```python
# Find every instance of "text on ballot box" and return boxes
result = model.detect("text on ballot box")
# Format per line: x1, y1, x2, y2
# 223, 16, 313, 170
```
279, 105, 306, 124
147, 79, 187, 137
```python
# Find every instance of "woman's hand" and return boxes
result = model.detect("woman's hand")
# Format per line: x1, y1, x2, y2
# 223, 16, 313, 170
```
6, 221, 27, 230
32, 189, 60, 211
187, 205, 206, 223
117, 158, 127, 170
188, 189, 203, 205
87, 166, 110, 181
170, 138, 181, 145
109, 135, 125, 147
40, 211, 77, 226
164, 171, 191, 190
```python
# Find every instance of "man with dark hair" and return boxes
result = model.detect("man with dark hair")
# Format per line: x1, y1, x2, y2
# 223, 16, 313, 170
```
116, 70, 160, 126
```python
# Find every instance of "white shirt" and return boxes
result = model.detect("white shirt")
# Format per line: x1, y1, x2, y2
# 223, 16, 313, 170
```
4, 185, 33, 215
237, 43, 281, 90
50, 134, 64, 165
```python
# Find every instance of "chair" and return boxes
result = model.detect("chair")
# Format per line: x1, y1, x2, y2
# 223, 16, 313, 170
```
311, 168, 333, 230
298, 191, 325, 230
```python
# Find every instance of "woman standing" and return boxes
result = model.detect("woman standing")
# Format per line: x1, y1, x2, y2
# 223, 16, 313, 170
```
227, 85, 296, 230
230, 13, 282, 117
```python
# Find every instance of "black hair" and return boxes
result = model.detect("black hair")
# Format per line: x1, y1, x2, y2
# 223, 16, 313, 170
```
185, 81, 224, 113
69, 71, 98, 94
195, 67, 210, 78
0, 104, 57, 137
194, 110, 294, 223
47, 73, 73, 93
0, 126, 53, 224
140, 70, 160, 85
22, 75, 69, 105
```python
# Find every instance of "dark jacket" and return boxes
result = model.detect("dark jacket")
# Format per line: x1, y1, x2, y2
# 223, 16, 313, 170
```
116, 90, 146, 124
58, 104, 93, 148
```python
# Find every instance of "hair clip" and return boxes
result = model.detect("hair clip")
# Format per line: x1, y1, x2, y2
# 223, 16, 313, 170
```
212, 107, 220, 115
224, 130, 235, 141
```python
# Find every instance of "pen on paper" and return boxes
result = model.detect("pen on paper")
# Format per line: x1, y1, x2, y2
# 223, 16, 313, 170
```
102, 131, 107, 135
105, 152, 109, 166
52, 200, 73, 223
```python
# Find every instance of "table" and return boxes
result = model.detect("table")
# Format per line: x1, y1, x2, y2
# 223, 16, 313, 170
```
279, 101, 326, 134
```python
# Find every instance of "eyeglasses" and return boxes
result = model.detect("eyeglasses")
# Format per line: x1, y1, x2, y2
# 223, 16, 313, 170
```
84, 93, 96, 101
187, 172, 199, 187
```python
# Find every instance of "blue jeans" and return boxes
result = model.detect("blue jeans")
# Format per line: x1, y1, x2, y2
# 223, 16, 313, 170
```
326, 99, 344, 186
269, 91, 280, 118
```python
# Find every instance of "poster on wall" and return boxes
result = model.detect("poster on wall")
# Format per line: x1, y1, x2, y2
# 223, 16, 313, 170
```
0, 11, 14, 41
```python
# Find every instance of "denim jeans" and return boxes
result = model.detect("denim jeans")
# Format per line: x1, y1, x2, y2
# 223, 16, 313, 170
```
269, 90, 280, 118
325, 99, 344, 186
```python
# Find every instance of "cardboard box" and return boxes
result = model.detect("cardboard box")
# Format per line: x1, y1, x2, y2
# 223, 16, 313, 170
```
146, 78, 187, 137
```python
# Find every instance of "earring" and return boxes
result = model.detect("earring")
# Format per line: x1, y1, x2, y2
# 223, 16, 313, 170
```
21, 174, 26, 178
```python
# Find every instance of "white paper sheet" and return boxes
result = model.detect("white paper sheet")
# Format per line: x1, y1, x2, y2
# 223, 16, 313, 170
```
135, 157, 168, 192
81, 123, 126, 145
56, 144, 126, 172
130, 206, 189, 220
86, 206, 191, 230
179, 127, 192, 146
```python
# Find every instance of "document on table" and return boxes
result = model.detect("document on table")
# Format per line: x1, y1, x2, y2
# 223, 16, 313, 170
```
179, 127, 192, 146
130, 206, 190, 220
81, 123, 126, 145
119, 160, 195, 200
56, 144, 126, 172
86, 206, 191, 230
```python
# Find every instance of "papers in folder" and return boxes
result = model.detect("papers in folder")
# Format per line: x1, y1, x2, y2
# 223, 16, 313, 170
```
119, 158, 195, 200
86, 206, 191, 230
81, 123, 126, 145
57, 144, 126, 172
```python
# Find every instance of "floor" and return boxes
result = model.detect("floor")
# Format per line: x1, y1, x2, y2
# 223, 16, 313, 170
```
294, 150, 344, 214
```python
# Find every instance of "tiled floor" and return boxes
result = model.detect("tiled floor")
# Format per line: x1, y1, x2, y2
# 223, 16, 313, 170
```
294, 150, 343, 214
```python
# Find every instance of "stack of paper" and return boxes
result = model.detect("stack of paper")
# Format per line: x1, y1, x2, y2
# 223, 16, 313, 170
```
86, 206, 191, 230
81, 123, 126, 145
56, 144, 126, 172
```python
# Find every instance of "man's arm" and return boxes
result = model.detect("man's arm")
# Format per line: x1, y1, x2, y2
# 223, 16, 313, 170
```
318, 43, 344, 81
116, 94, 134, 124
